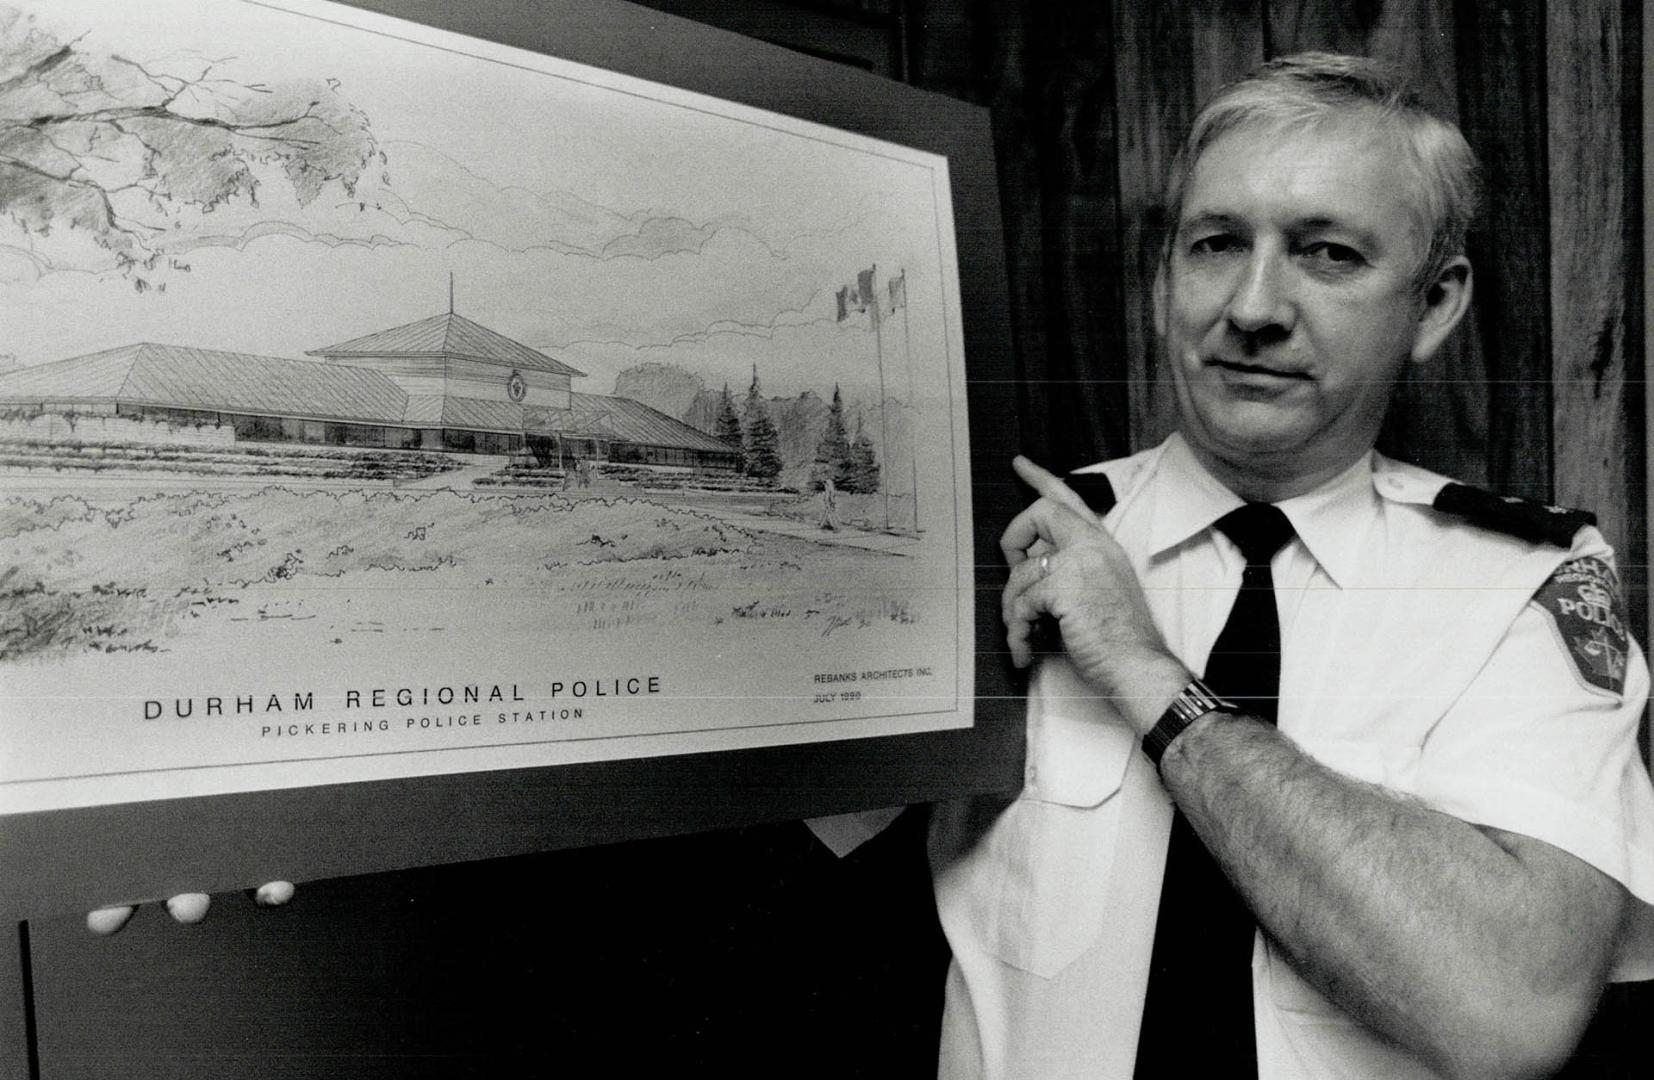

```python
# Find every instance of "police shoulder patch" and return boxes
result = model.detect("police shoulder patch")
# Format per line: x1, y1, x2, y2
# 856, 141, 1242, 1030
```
1531, 557, 1629, 697
1434, 483, 1596, 547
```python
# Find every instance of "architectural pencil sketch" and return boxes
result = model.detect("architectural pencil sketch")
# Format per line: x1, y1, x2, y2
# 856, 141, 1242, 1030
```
0, 0, 973, 813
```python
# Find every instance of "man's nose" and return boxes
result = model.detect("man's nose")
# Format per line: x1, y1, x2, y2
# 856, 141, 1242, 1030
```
1225, 250, 1294, 337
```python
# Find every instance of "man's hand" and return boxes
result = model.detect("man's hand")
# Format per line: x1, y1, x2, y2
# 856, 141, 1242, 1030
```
87, 881, 296, 935
1000, 456, 1189, 733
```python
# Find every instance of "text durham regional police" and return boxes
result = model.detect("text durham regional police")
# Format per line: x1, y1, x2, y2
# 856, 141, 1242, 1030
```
142, 677, 663, 720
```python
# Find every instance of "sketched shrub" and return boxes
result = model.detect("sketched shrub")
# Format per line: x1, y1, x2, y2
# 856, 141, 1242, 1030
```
0, 495, 100, 540
0, 566, 168, 661
0, 571, 80, 660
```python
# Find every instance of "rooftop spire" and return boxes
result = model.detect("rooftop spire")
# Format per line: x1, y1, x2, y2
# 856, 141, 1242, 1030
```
448, 272, 455, 315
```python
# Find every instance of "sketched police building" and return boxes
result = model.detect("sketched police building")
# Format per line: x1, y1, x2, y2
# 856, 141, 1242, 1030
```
0, 310, 741, 471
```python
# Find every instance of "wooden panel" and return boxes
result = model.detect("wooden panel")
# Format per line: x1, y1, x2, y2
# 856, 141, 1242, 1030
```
1114, 0, 1265, 451
1448, 0, 1551, 499
930, 3, 1135, 472
1549, 0, 1644, 625
1263, 0, 1460, 118
1266, 0, 1455, 99
973, 6, 1055, 467
904, 0, 985, 104
1021, 4, 1131, 469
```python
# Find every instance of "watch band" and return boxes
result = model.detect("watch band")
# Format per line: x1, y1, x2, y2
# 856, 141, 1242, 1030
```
1142, 679, 1236, 768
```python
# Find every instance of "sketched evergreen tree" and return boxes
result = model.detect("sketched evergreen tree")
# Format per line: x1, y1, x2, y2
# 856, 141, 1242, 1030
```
741, 366, 782, 481
715, 383, 743, 451
0, 6, 380, 289
845, 417, 880, 494
811, 383, 852, 492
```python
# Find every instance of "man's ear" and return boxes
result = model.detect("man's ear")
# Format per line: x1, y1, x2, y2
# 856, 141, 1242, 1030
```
1153, 260, 1169, 339
1410, 255, 1472, 365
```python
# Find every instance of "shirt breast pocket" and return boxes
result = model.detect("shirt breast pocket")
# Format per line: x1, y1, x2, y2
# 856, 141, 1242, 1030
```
982, 707, 1140, 978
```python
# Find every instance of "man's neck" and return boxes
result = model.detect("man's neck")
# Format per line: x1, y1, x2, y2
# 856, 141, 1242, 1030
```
1182, 439, 1372, 504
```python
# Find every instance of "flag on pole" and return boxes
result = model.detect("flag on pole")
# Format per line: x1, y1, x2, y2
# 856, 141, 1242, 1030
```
830, 264, 892, 529
836, 266, 880, 325
889, 271, 906, 311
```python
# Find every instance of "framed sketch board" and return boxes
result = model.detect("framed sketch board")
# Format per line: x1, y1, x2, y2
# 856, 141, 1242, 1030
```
0, 0, 1023, 919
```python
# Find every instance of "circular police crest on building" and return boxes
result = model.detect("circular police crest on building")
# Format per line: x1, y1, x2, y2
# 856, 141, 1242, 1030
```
506, 370, 527, 402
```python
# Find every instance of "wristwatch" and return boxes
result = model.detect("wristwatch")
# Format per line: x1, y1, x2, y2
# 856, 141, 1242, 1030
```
1142, 678, 1235, 768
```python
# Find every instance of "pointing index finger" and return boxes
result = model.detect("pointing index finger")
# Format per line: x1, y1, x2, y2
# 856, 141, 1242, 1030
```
1012, 455, 1099, 524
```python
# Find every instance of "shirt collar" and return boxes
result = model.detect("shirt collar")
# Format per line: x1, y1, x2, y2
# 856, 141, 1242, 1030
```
1146, 433, 1246, 556
1274, 453, 1378, 589
1146, 434, 1378, 589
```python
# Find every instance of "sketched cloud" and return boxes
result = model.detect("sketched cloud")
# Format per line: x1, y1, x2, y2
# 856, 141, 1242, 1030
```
370, 142, 736, 263
598, 216, 718, 261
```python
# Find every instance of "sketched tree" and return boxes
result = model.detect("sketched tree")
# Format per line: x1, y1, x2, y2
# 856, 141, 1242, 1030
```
0, 6, 380, 288
741, 367, 782, 481
714, 383, 742, 450
844, 417, 880, 494
812, 383, 851, 492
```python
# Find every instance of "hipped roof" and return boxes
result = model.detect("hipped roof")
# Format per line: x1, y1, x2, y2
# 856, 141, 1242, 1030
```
306, 312, 585, 377
0, 344, 406, 424
0, 344, 732, 453
532, 393, 738, 455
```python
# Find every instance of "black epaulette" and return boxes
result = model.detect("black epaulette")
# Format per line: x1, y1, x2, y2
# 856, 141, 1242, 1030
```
1066, 471, 1117, 516
1432, 483, 1596, 547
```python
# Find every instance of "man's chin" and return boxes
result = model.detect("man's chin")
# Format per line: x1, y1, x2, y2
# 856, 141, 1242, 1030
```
1190, 418, 1317, 464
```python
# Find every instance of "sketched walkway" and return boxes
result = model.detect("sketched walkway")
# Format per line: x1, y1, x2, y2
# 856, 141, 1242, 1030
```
396, 455, 510, 491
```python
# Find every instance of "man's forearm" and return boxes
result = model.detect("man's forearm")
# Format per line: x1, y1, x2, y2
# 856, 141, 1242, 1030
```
1159, 711, 1623, 1079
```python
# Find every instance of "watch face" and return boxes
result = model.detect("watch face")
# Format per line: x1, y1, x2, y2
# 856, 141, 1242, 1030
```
506, 371, 526, 402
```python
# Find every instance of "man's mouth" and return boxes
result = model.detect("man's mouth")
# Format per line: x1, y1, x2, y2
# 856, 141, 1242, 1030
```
1206, 358, 1312, 380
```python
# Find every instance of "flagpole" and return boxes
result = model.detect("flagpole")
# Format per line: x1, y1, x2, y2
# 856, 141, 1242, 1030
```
872, 264, 891, 531
897, 269, 919, 533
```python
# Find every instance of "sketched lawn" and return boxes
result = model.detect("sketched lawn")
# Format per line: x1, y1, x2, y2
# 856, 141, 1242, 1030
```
0, 489, 916, 662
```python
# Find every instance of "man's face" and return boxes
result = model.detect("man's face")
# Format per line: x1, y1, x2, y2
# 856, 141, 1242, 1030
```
1156, 117, 1441, 492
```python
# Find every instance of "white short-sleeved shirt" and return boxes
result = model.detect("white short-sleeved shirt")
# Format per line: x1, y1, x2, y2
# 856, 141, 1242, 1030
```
930, 434, 1654, 1080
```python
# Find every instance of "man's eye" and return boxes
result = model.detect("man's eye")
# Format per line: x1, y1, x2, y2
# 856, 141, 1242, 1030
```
1300, 242, 1364, 266
1189, 235, 1240, 256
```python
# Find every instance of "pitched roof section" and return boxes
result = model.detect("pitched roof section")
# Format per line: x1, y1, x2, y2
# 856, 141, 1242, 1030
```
0, 344, 735, 456
306, 312, 585, 378
0, 344, 148, 400
0, 344, 408, 424
528, 393, 737, 455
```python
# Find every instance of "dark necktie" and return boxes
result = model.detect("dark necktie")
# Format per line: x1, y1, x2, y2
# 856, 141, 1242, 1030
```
1135, 503, 1296, 1078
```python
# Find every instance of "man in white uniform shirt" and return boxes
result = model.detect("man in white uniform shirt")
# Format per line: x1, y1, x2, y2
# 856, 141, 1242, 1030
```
930, 53, 1654, 1079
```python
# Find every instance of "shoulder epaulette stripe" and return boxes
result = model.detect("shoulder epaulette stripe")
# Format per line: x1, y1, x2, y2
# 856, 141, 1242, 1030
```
1066, 472, 1117, 516
1432, 483, 1595, 547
